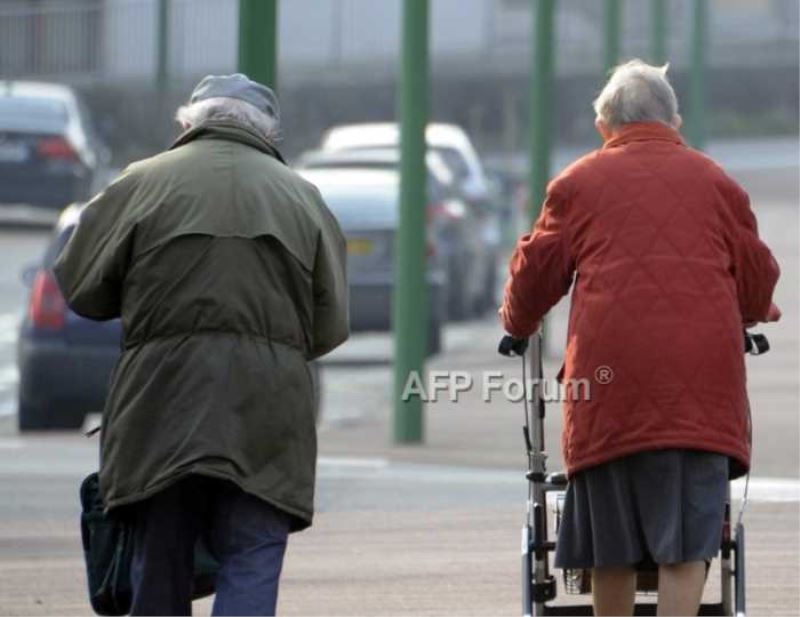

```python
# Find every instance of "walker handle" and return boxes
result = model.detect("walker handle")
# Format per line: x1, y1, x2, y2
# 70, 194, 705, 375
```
498, 335, 529, 357
744, 331, 769, 355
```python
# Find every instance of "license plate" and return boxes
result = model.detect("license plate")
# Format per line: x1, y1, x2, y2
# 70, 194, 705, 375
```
0, 142, 28, 163
347, 238, 374, 256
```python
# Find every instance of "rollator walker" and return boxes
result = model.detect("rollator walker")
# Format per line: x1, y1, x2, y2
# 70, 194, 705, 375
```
498, 330, 769, 617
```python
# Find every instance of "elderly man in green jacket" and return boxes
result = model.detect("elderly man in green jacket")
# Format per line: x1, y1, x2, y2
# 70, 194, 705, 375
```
54, 74, 349, 616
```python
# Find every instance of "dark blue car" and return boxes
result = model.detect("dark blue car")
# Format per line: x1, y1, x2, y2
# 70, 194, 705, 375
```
17, 204, 321, 431
17, 204, 118, 430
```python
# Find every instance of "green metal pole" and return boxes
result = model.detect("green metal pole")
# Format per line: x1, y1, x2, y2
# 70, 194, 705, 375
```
529, 0, 555, 221
238, 0, 278, 89
529, 0, 556, 354
687, 0, 707, 149
651, 0, 667, 65
155, 0, 169, 90
604, 0, 622, 75
393, 0, 429, 444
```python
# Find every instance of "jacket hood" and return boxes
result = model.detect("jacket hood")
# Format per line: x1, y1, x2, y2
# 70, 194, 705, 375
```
170, 120, 287, 164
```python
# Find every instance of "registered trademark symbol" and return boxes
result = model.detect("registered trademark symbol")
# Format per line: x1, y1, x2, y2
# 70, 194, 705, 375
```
594, 365, 614, 384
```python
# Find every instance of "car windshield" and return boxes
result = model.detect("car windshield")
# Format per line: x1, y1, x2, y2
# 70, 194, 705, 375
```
0, 97, 69, 133
432, 146, 470, 181
319, 188, 398, 229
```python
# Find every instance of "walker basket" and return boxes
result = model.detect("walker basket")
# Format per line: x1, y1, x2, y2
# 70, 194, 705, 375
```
561, 566, 658, 595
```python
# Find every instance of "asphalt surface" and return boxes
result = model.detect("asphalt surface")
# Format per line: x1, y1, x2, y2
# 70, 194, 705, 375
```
0, 141, 797, 615
0, 436, 797, 615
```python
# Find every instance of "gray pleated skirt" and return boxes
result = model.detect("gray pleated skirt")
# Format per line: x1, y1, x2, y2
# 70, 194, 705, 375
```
554, 449, 729, 569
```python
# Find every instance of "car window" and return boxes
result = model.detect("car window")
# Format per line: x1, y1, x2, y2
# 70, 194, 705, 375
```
0, 97, 69, 133
432, 146, 471, 181
320, 189, 397, 228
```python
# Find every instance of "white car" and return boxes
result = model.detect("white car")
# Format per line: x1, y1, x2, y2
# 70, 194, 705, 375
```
320, 122, 490, 204
319, 123, 500, 314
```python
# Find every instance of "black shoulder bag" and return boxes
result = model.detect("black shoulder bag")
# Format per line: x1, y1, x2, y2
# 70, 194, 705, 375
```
79, 470, 219, 615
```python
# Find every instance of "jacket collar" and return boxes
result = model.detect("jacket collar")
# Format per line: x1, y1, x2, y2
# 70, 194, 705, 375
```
602, 121, 685, 150
170, 120, 287, 164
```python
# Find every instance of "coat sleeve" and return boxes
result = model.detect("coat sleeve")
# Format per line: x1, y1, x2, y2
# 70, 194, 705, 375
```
308, 191, 350, 360
724, 181, 780, 324
500, 181, 575, 338
53, 167, 139, 321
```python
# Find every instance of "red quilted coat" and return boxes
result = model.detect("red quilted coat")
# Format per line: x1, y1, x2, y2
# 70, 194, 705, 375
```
501, 122, 780, 479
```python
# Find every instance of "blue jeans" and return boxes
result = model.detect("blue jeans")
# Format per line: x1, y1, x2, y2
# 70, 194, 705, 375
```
130, 475, 289, 616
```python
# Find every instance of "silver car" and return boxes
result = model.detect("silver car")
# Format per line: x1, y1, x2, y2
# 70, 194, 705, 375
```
296, 147, 488, 321
298, 167, 445, 354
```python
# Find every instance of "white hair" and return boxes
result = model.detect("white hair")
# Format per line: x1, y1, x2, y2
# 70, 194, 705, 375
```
593, 59, 679, 130
175, 96, 280, 143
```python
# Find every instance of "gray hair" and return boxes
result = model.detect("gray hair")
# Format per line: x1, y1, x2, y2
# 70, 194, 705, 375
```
175, 96, 280, 143
593, 59, 679, 129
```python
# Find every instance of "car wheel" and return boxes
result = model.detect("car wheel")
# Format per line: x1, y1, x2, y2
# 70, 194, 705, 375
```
427, 313, 443, 356
476, 253, 499, 315
446, 258, 469, 321
17, 399, 50, 431
18, 397, 88, 431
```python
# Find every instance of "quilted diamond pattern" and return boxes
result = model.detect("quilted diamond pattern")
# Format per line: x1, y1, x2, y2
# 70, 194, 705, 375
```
501, 122, 780, 479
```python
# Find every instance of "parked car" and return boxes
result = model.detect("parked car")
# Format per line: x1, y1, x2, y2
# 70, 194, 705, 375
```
319, 123, 500, 312
16, 204, 117, 430
297, 167, 445, 353
295, 147, 457, 189
17, 204, 321, 431
320, 123, 490, 203
0, 81, 109, 221
295, 147, 487, 320
484, 164, 527, 245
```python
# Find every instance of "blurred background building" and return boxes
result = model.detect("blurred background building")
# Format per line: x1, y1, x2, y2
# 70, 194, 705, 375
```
1, 0, 797, 164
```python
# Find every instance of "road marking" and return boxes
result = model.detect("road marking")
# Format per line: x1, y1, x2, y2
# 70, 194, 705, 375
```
0, 395, 15, 420
318, 456, 389, 470
317, 458, 800, 502
0, 204, 60, 226
732, 477, 800, 503
0, 313, 18, 345
0, 444, 796, 503
0, 364, 18, 388
0, 313, 20, 420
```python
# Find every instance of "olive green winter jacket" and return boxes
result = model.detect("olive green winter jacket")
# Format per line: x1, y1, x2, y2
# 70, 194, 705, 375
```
54, 121, 349, 530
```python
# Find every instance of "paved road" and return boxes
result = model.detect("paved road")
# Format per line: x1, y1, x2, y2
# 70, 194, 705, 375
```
0, 435, 797, 615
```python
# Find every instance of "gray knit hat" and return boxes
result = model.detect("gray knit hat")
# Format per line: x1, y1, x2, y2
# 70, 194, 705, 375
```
190, 73, 279, 121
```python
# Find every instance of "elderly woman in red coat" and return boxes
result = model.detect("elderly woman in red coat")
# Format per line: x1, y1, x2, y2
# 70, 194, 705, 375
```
501, 59, 780, 616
